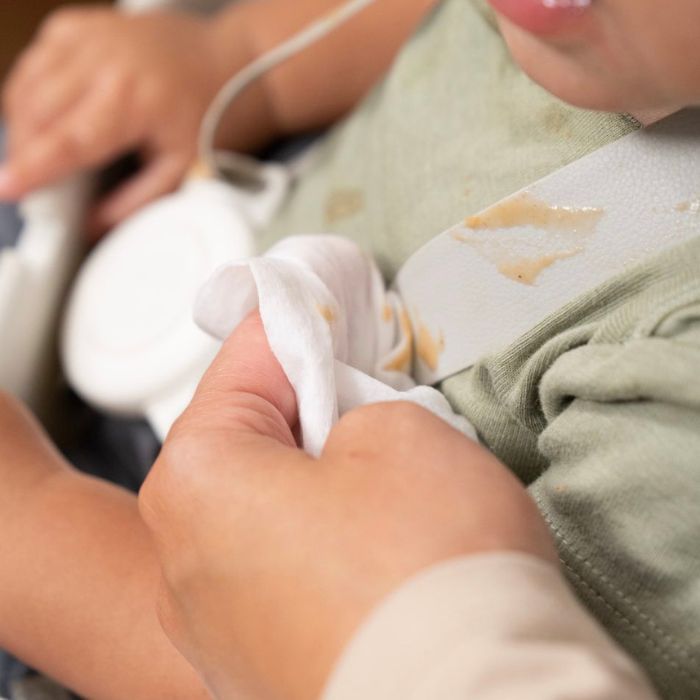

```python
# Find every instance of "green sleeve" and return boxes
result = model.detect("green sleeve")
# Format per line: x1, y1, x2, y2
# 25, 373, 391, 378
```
531, 309, 700, 700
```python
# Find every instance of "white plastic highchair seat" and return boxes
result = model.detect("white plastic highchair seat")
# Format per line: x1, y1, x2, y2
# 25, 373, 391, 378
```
0, 177, 90, 411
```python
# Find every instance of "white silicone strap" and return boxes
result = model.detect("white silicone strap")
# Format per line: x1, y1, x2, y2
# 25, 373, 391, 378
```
395, 110, 700, 385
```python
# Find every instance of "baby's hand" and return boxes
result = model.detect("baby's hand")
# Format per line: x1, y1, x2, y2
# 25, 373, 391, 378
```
0, 7, 234, 231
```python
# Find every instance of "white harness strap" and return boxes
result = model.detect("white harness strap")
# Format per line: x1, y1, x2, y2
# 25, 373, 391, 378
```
396, 110, 700, 385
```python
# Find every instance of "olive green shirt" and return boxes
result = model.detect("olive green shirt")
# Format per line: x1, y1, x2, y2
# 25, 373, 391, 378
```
261, 1, 700, 697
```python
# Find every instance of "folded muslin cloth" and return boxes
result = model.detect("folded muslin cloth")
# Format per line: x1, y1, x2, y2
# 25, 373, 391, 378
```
195, 235, 476, 456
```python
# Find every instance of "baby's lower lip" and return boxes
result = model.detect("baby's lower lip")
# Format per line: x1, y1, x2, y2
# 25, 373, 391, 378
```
487, 0, 592, 36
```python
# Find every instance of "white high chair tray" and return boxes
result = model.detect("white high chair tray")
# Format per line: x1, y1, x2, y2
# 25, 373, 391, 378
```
0, 178, 89, 410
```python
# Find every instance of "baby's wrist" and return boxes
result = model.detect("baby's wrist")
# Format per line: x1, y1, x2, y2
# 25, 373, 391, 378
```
205, 8, 255, 87
202, 4, 280, 151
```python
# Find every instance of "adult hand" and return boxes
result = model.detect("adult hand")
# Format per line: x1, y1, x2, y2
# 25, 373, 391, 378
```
139, 312, 557, 700
0, 7, 242, 232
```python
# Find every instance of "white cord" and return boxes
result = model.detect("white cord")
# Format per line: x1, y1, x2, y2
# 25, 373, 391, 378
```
198, 0, 376, 176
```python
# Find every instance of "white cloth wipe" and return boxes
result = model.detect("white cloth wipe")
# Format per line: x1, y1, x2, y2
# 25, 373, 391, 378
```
194, 235, 477, 456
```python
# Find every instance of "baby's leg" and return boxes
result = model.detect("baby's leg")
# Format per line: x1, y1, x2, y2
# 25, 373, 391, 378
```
0, 393, 209, 700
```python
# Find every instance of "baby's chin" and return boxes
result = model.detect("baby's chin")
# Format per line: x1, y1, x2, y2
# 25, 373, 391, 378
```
498, 18, 673, 119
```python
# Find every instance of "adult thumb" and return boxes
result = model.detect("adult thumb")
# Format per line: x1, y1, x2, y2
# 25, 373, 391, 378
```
174, 310, 299, 449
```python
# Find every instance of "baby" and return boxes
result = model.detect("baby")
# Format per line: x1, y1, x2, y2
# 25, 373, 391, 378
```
1, 0, 699, 698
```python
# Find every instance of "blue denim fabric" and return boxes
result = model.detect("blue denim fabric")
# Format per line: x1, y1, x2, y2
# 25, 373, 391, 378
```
0, 655, 29, 698
0, 126, 22, 250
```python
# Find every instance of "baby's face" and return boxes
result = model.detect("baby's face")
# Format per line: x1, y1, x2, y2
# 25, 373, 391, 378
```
489, 0, 700, 119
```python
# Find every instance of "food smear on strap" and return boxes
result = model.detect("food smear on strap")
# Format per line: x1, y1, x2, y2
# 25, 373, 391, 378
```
454, 192, 604, 285
465, 192, 603, 233
497, 249, 582, 285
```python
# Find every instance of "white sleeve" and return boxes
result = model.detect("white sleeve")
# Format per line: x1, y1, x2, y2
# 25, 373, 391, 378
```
321, 553, 658, 700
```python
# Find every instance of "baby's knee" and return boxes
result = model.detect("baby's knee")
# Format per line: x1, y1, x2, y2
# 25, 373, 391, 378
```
0, 390, 32, 430
0, 391, 48, 439
0, 391, 66, 480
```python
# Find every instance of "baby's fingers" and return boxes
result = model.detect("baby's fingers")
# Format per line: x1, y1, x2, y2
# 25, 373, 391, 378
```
0, 87, 137, 200
2, 40, 68, 119
88, 151, 190, 236
12, 60, 93, 148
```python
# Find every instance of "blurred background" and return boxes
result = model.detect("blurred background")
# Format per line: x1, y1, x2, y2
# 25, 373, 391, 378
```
0, 2, 106, 90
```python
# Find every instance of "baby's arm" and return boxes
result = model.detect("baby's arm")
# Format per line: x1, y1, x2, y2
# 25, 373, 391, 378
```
0, 393, 209, 700
0, 0, 438, 230
212, 0, 441, 149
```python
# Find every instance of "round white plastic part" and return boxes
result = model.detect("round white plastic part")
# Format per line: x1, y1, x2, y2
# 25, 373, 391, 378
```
61, 0, 374, 439
62, 172, 287, 439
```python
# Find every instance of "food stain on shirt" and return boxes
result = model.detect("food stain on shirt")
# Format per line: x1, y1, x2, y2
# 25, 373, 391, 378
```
463, 176, 473, 199
382, 303, 394, 323
416, 321, 445, 372
676, 199, 700, 214
383, 308, 413, 373
542, 105, 575, 140
455, 192, 604, 285
325, 188, 365, 225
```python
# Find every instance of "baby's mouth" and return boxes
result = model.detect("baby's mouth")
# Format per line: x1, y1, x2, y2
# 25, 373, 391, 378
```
487, 0, 593, 36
